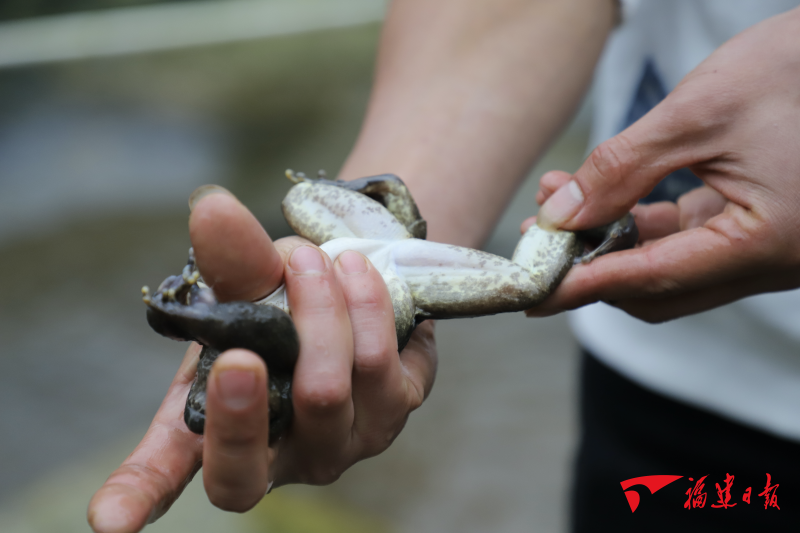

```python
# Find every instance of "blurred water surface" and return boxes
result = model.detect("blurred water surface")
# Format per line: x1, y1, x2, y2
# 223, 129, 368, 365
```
0, 3, 589, 531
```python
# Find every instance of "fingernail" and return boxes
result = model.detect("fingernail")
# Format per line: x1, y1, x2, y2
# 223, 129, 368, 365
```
289, 246, 326, 273
338, 250, 368, 274
217, 370, 257, 410
537, 180, 584, 230
188, 184, 233, 212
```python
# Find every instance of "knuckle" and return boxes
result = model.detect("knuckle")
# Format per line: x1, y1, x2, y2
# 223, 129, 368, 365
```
214, 429, 261, 451
302, 466, 344, 486
406, 382, 426, 412
294, 380, 351, 416
289, 277, 339, 316
664, 83, 737, 131
639, 247, 683, 297
107, 463, 172, 502
650, 275, 683, 297
340, 272, 383, 304
587, 136, 636, 191
348, 301, 390, 334
296, 289, 338, 317
340, 268, 392, 313
207, 408, 267, 449
353, 338, 394, 375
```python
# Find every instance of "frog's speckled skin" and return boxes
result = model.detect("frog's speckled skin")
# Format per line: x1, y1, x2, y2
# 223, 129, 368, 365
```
143, 171, 637, 442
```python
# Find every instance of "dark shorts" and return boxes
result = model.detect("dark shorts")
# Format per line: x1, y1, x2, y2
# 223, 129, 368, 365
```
572, 351, 800, 532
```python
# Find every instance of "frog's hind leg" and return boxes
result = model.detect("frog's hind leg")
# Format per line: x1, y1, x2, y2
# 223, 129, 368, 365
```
184, 345, 294, 444
510, 225, 583, 300
335, 174, 427, 240
575, 213, 639, 264
184, 345, 217, 433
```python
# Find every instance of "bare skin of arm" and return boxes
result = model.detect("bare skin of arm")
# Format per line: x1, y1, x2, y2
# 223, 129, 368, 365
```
341, 0, 617, 247
88, 1, 616, 531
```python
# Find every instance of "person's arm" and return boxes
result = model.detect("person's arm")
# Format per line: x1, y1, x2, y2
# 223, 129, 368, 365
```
528, 5, 800, 322
341, 0, 617, 247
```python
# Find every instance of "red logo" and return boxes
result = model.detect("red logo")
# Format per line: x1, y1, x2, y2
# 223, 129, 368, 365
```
621, 473, 781, 513
758, 473, 780, 510
620, 475, 683, 512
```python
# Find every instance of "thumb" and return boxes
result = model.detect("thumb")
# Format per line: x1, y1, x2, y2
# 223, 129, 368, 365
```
537, 102, 702, 231
188, 186, 284, 302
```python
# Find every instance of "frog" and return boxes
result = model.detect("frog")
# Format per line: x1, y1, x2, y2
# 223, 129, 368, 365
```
142, 170, 637, 443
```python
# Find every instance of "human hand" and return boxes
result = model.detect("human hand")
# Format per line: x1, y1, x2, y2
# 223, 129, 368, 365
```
87, 188, 437, 533
523, 7, 800, 323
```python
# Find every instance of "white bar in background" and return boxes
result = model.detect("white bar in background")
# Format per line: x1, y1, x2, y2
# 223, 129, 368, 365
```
0, 0, 387, 69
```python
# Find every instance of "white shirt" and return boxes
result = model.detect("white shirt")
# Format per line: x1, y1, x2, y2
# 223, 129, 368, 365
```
572, 0, 800, 440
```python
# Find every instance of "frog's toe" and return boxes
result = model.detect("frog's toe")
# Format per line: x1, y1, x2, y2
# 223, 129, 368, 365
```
576, 213, 638, 264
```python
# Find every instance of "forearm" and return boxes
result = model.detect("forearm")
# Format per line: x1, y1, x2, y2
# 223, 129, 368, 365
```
339, 0, 616, 247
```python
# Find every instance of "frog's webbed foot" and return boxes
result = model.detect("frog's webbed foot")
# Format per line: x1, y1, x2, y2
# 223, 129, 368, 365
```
335, 174, 427, 240
285, 169, 427, 240
575, 213, 638, 264
143, 250, 299, 443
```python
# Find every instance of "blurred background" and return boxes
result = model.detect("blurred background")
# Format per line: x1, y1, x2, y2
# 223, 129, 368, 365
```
0, 1, 592, 531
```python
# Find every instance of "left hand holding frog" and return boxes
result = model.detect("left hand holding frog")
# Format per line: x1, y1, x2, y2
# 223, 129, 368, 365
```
527, 6, 800, 323
87, 190, 437, 533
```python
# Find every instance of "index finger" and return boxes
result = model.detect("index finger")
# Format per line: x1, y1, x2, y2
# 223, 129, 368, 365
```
88, 344, 204, 533
538, 83, 725, 231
